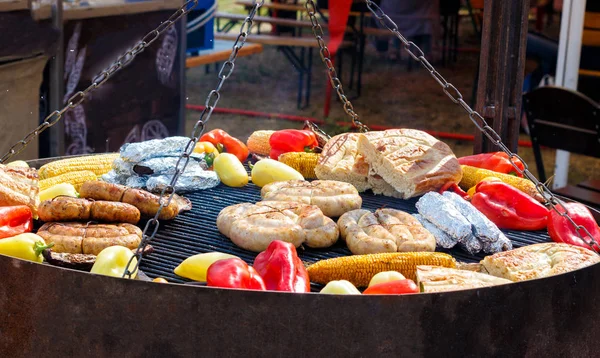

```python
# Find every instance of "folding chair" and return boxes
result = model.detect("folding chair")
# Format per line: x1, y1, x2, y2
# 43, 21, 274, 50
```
523, 86, 600, 219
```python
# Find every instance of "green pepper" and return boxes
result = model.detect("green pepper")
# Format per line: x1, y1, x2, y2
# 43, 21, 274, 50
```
0, 233, 53, 262
90, 246, 138, 278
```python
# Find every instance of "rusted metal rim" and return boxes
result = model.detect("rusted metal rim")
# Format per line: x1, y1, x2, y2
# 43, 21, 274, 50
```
0, 254, 598, 357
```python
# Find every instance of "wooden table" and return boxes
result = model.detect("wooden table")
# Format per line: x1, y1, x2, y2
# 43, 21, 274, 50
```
31, 0, 182, 20
186, 40, 263, 68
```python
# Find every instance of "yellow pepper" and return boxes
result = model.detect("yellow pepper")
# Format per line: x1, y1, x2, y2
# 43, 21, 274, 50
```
0, 233, 53, 262
194, 141, 219, 155
320, 280, 361, 295
194, 141, 220, 168
90, 246, 138, 279
250, 158, 304, 188
213, 153, 249, 187
368, 271, 406, 288
39, 183, 78, 202
174, 252, 239, 281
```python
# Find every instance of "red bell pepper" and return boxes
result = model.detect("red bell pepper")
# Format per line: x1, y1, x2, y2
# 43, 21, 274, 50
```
206, 258, 266, 291
458, 152, 525, 177
0, 206, 33, 240
253, 240, 310, 293
199, 129, 249, 163
269, 129, 319, 160
363, 279, 419, 295
547, 202, 600, 252
471, 181, 549, 230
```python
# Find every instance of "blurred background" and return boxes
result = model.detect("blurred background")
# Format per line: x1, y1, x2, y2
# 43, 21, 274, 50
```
0, 0, 598, 195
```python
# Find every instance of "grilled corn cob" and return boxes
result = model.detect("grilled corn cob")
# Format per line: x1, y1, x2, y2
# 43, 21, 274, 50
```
39, 170, 98, 191
306, 252, 456, 287
39, 153, 119, 179
459, 165, 544, 202
246, 130, 274, 156
277, 152, 319, 179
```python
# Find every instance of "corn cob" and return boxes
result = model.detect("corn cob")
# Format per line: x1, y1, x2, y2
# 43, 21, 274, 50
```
39, 170, 98, 191
459, 165, 544, 202
306, 252, 456, 287
246, 130, 274, 156
39, 153, 119, 179
277, 152, 319, 179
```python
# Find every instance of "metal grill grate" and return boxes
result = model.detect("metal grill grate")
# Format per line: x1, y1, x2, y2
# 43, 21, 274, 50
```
139, 183, 552, 284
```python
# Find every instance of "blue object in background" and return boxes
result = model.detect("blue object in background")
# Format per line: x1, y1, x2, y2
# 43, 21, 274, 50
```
186, 0, 216, 55
125, 0, 216, 54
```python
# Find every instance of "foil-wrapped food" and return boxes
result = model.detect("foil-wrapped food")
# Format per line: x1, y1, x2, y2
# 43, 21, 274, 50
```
102, 137, 220, 193
416, 192, 512, 255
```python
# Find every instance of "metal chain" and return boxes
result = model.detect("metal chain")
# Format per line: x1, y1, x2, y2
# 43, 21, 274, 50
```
0, 0, 201, 164
122, 0, 265, 278
305, 0, 369, 133
364, 0, 600, 253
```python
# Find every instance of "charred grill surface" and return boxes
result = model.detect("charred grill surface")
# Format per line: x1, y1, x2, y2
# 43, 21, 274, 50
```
140, 183, 551, 283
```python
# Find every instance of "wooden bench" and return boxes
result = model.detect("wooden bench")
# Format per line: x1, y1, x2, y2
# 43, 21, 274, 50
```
235, 0, 373, 18
185, 40, 263, 69
215, 11, 314, 32
215, 32, 352, 110
215, 32, 350, 48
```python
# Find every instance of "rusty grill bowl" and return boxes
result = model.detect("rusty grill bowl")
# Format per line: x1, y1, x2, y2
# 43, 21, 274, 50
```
0, 158, 599, 356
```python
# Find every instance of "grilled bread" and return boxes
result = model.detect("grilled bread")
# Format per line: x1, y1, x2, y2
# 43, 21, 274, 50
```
416, 265, 512, 293
260, 179, 362, 217
315, 132, 401, 195
217, 201, 339, 252
357, 129, 462, 199
338, 208, 436, 254
481, 243, 600, 282
0, 164, 40, 218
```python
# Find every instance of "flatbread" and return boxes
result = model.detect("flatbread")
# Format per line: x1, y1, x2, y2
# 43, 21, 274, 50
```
416, 265, 512, 293
481, 243, 600, 282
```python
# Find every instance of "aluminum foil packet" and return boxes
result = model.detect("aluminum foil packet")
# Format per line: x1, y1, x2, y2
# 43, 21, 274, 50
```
442, 191, 503, 244
120, 136, 192, 163
125, 176, 148, 189
459, 235, 483, 255
133, 156, 208, 176
415, 192, 472, 242
413, 214, 457, 249
483, 235, 513, 254
146, 168, 220, 193
112, 158, 134, 175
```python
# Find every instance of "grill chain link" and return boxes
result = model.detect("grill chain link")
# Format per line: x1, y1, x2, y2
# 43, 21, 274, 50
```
362, 0, 600, 252
0, 0, 264, 276
0, 0, 200, 164
305, 0, 369, 133
122, 0, 265, 278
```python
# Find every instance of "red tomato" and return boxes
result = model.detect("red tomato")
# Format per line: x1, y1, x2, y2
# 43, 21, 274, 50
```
363, 279, 420, 295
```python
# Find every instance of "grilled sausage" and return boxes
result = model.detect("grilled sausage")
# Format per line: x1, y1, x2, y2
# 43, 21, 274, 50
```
38, 197, 140, 224
37, 222, 142, 255
80, 181, 179, 220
